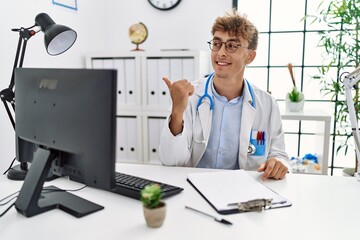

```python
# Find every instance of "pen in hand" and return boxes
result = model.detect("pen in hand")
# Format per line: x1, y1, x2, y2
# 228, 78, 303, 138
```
185, 206, 233, 225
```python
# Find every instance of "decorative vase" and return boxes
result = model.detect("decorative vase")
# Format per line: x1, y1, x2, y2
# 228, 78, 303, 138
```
143, 202, 166, 228
285, 93, 305, 112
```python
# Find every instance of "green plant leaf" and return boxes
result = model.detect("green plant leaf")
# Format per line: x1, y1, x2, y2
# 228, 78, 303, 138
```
141, 184, 163, 209
303, 0, 360, 158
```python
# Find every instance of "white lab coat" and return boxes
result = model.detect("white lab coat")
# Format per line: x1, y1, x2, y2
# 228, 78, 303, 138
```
159, 77, 289, 170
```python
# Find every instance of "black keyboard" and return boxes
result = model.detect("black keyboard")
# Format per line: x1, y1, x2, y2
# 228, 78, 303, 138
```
114, 172, 184, 200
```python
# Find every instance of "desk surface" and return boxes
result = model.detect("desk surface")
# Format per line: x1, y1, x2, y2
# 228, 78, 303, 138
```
1, 163, 359, 240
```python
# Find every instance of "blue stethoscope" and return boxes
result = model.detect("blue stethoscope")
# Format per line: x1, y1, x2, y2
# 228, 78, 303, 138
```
195, 73, 257, 155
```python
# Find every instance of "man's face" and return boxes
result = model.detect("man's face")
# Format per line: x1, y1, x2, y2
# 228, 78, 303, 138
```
210, 31, 256, 80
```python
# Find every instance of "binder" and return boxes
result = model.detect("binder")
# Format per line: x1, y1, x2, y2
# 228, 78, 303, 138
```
147, 58, 159, 105
125, 59, 136, 105
102, 59, 114, 69
126, 117, 138, 163
114, 59, 126, 106
91, 59, 103, 69
148, 117, 166, 164
148, 118, 160, 163
170, 58, 183, 81
116, 117, 127, 162
182, 58, 195, 81
187, 170, 292, 215
158, 58, 170, 106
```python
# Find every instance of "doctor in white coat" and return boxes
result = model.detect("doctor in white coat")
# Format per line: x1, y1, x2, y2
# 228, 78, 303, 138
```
159, 10, 289, 180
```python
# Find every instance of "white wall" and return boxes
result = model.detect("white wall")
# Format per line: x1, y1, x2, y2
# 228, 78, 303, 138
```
100, 0, 232, 53
0, 0, 232, 172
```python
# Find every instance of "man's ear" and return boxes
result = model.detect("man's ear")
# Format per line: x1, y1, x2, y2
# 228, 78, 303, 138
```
246, 50, 257, 65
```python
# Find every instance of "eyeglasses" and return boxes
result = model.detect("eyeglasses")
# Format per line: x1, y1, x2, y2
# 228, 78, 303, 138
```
207, 39, 248, 53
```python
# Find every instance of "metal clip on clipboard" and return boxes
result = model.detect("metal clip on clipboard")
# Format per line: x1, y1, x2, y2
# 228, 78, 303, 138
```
227, 198, 273, 212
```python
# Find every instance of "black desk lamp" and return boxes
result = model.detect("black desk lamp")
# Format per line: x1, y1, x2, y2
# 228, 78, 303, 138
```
0, 13, 77, 180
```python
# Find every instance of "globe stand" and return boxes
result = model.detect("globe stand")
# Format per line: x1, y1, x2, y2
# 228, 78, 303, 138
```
131, 43, 145, 51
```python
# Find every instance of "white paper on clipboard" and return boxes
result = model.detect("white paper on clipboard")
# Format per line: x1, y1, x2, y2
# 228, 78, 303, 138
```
187, 170, 291, 214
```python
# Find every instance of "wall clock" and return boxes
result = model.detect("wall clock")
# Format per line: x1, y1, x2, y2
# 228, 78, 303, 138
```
148, 0, 182, 11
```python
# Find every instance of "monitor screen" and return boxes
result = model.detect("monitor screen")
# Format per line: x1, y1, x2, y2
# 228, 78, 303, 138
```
14, 68, 117, 217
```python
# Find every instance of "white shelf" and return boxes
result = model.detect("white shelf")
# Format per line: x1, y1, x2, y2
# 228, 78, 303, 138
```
281, 108, 332, 121
86, 50, 210, 165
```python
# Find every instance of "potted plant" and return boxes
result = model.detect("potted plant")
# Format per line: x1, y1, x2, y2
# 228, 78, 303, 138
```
141, 183, 166, 228
305, 0, 360, 174
285, 63, 304, 112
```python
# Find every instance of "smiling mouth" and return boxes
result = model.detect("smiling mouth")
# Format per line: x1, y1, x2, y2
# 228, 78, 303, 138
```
216, 61, 231, 66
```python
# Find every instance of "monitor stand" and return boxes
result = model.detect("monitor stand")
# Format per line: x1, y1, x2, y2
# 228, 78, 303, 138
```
15, 148, 104, 218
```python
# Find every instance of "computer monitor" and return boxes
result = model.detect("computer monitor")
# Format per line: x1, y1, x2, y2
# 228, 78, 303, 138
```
14, 68, 117, 217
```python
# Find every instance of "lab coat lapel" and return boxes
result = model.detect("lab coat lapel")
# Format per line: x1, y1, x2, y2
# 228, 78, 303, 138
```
239, 81, 256, 169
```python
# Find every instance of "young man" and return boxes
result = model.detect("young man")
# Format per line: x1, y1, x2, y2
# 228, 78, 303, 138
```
159, 10, 289, 180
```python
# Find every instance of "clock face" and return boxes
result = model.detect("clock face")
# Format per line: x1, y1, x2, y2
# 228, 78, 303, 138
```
148, 0, 182, 11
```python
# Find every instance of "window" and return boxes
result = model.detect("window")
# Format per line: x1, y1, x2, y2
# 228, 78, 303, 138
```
236, 0, 350, 176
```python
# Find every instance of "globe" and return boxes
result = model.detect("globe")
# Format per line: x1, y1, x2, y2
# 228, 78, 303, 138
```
128, 22, 148, 51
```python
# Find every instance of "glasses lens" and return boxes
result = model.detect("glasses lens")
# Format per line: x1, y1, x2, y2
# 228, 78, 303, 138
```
225, 41, 239, 53
209, 40, 222, 51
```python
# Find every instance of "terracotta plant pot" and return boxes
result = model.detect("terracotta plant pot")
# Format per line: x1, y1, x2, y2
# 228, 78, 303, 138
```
143, 202, 166, 228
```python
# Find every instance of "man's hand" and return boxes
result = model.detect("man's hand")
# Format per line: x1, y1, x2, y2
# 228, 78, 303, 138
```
162, 77, 194, 136
257, 158, 288, 180
163, 77, 194, 114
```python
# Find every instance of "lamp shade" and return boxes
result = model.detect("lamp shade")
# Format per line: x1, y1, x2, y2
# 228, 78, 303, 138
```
35, 13, 77, 56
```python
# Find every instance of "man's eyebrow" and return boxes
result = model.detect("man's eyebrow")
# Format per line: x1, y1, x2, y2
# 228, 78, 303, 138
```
212, 36, 240, 42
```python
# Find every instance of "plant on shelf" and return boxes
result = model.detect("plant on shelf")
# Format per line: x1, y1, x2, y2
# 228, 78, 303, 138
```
285, 63, 304, 112
304, 0, 360, 174
287, 87, 304, 102
141, 184, 166, 228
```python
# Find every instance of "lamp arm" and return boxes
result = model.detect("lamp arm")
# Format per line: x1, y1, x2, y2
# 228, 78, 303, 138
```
0, 26, 38, 126
9, 27, 37, 90
343, 66, 360, 180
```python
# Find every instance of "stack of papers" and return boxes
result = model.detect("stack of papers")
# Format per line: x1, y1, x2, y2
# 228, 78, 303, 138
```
187, 170, 291, 214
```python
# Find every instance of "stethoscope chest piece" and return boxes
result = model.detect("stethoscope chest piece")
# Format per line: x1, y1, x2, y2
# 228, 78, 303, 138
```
248, 144, 256, 155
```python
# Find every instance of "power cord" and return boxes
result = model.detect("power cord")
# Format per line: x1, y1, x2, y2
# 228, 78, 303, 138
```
0, 203, 15, 217
0, 190, 18, 217
2, 157, 16, 175
0, 190, 19, 206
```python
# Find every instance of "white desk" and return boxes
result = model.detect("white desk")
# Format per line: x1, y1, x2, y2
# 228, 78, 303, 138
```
1, 163, 359, 240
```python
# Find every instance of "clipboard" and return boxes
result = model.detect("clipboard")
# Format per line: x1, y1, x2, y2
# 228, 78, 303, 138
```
187, 170, 292, 215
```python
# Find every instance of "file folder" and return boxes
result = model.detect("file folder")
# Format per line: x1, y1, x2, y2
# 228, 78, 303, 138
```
158, 58, 170, 106
114, 59, 127, 106
116, 117, 128, 162
148, 117, 166, 164
147, 58, 159, 105
91, 59, 103, 69
187, 170, 292, 215
126, 117, 138, 163
125, 59, 136, 105
170, 58, 183, 81
182, 58, 195, 81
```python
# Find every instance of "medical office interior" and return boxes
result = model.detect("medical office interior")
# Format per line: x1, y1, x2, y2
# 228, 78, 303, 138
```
2, 0, 360, 238
1, 0, 356, 176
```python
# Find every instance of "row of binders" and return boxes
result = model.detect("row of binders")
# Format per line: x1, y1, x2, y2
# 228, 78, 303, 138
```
116, 116, 139, 163
116, 116, 166, 164
91, 57, 196, 107
92, 58, 137, 106
147, 57, 195, 106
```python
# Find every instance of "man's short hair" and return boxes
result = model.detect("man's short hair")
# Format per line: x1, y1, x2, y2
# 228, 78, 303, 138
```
211, 9, 258, 50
